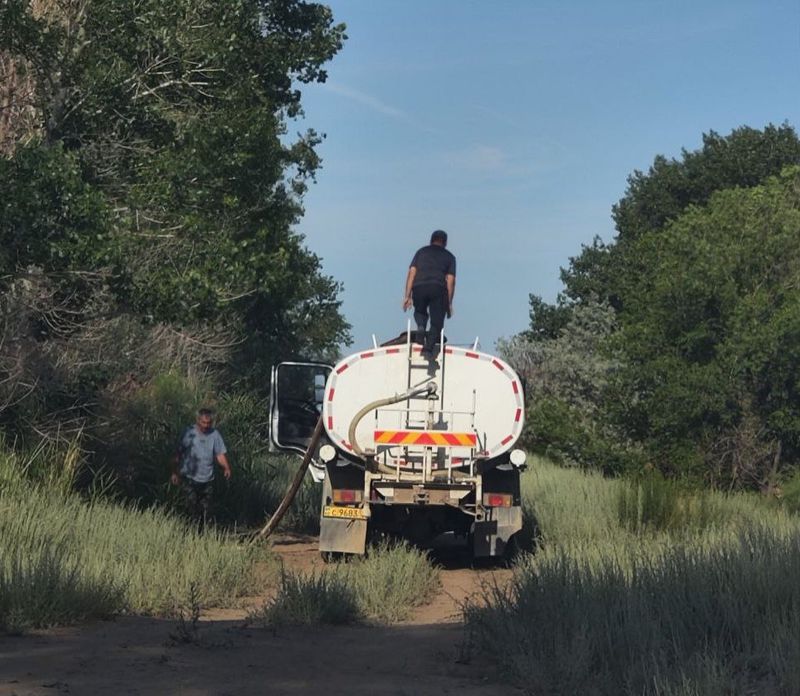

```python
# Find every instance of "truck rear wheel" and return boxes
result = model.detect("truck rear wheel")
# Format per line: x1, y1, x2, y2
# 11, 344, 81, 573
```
469, 530, 523, 568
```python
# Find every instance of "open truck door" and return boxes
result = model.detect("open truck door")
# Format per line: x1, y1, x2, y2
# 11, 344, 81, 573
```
268, 362, 332, 482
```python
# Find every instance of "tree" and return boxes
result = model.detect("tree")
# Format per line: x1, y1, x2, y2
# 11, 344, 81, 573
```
499, 300, 640, 472
523, 294, 572, 342
613, 124, 800, 243
0, 0, 351, 384
557, 124, 800, 311
517, 125, 800, 487
611, 167, 800, 486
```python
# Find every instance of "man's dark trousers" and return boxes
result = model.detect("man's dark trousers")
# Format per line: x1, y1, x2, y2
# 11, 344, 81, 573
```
412, 282, 447, 354
181, 478, 213, 533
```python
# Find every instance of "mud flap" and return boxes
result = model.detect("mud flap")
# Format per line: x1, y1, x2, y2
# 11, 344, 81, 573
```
472, 506, 523, 557
318, 471, 367, 554
319, 515, 367, 554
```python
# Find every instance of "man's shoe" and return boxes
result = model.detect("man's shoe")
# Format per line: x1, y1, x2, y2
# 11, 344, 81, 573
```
421, 342, 436, 359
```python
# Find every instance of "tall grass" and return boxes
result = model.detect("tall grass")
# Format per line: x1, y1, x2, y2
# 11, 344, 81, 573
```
467, 458, 800, 695
251, 541, 439, 626
215, 452, 321, 534
0, 374, 319, 632
346, 540, 441, 623
253, 569, 361, 626
0, 449, 265, 632
91, 373, 321, 532
520, 456, 623, 543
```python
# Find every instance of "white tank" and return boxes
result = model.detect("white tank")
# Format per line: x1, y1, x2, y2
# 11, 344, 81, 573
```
322, 342, 524, 466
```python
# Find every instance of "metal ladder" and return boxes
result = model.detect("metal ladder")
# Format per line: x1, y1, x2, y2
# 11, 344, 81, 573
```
403, 321, 446, 481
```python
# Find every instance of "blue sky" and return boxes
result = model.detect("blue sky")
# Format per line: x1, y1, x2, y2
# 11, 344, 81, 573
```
295, 0, 800, 352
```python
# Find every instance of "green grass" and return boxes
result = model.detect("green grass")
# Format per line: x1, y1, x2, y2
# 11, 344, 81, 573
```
216, 452, 322, 534
466, 458, 800, 695
345, 540, 441, 623
251, 568, 361, 626
0, 543, 123, 634
250, 541, 439, 626
86, 373, 321, 533
0, 382, 321, 633
0, 450, 267, 632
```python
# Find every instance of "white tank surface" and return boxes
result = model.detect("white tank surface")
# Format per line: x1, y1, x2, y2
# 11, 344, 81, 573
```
322, 342, 524, 465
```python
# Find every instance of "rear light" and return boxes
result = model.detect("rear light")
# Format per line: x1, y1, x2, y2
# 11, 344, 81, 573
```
332, 488, 363, 504
482, 493, 513, 508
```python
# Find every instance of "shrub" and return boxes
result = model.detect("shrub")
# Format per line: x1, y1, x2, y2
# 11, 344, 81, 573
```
616, 473, 723, 536
250, 541, 439, 626
468, 460, 800, 695
91, 373, 323, 532
467, 526, 800, 695
0, 474, 263, 631
347, 540, 440, 623
251, 568, 360, 626
779, 468, 800, 514
0, 543, 123, 633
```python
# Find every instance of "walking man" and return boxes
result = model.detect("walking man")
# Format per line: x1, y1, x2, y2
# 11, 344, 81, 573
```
403, 229, 456, 358
171, 408, 231, 532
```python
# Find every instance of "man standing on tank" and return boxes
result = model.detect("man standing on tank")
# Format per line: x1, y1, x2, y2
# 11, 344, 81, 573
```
403, 229, 456, 358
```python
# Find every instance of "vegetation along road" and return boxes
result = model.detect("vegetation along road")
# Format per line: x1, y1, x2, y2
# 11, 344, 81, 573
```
4, 460, 800, 694
2, 1, 800, 694
0, 534, 515, 696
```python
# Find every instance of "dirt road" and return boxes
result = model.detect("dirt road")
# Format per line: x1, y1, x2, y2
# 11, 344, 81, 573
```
0, 536, 518, 696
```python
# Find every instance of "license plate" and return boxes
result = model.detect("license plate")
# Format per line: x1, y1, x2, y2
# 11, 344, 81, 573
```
323, 505, 366, 520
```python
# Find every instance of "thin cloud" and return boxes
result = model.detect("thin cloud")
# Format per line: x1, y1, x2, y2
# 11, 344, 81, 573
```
322, 82, 408, 120
320, 82, 442, 136
449, 144, 508, 173
473, 104, 525, 131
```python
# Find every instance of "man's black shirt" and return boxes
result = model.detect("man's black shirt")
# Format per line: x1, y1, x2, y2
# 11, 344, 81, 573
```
410, 245, 456, 288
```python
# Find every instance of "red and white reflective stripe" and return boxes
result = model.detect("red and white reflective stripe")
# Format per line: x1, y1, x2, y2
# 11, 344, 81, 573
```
374, 430, 477, 447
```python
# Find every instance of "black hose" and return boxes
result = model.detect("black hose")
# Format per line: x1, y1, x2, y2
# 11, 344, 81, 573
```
249, 416, 324, 546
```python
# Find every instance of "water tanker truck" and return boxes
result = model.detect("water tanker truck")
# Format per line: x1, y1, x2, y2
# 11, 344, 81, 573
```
268, 329, 527, 559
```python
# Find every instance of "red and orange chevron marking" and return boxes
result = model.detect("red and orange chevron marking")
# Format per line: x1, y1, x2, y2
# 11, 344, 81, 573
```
374, 430, 477, 447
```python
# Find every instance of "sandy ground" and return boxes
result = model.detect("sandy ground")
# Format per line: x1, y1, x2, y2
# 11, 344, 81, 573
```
0, 535, 518, 696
